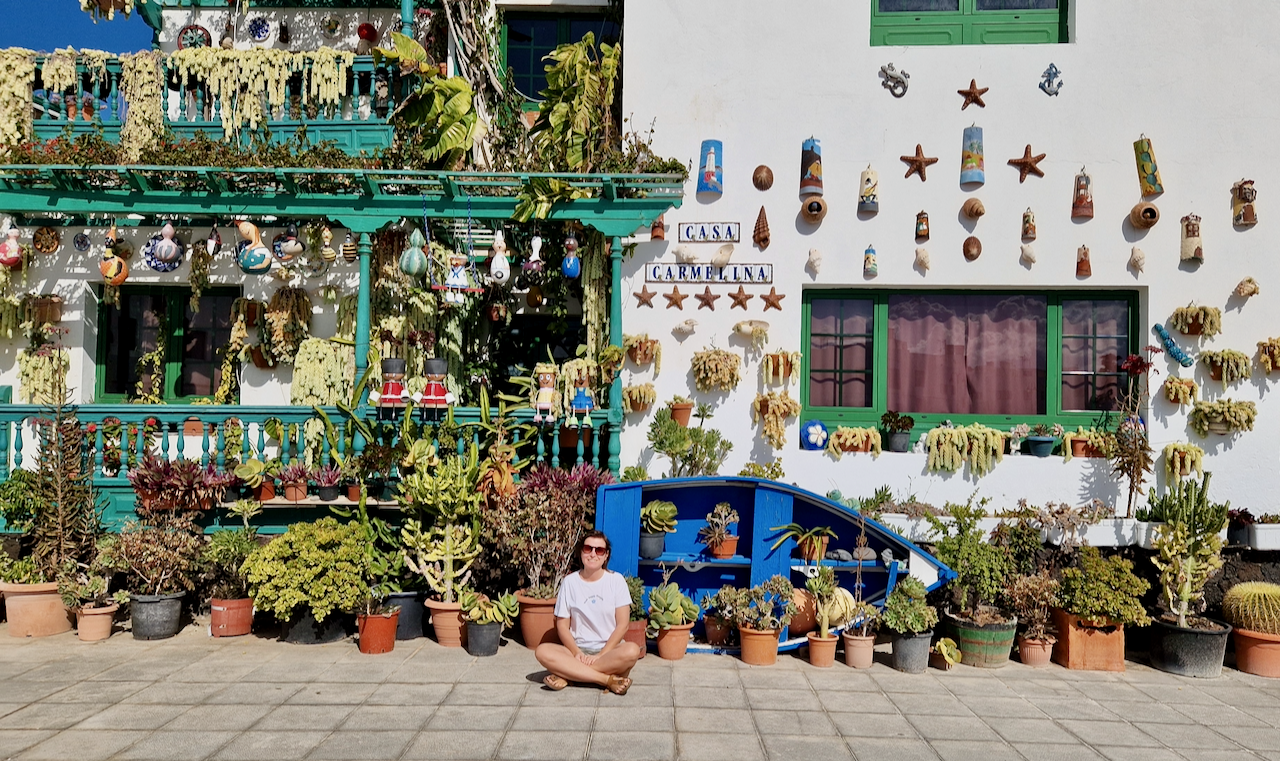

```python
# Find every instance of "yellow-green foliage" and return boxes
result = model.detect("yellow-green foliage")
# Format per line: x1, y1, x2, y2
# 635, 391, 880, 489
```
17, 346, 69, 404
826, 426, 882, 460
622, 383, 656, 410
1223, 582, 1280, 635
623, 334, 661, 374
241, 518, 371, 623
1170, 305, 1222, 338
926, 424, 1005, 476
118, 50, 165, 162
1061, 427, 1116, 462
761, 350, 802, 386
753, 390, 801, 450
1200, 349, 1251, 388
1163, 376, 1198, 405
1258, 338, 1280, 374
1189, 399, 1257, 437
290, 338, 351, 406
1163, 442, 1204, 479
691, 347, 741, 393
0, 48, 35, 152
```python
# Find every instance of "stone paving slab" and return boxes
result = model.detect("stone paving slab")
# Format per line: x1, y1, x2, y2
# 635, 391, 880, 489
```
1, 620, 1279, 760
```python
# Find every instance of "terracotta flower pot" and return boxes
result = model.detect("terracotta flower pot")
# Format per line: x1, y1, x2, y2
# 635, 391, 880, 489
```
628, 398, 651, 413
1209, 364, 1223, 382
623, 619, 647, 659
738, 625, 780, 666
655, 622, 695, 660
0, 582, 73, 638
708, 535, 739, 559
1051, 608, 1126, 672
76, 603, 118, 642
807, 632, 838, 668
1070, 439, 1103, 458
252, 480, 276, 501
183, 419, 210, 437
282, 481, 307, 502
1232, 628, 1280, 678
424, 599, 466, 648
670, 403, 694, 427
1017, 635, 1054, 667
249, 345, 276, 369
842, 632, 875, 669
627, 343, 657, 366
1180, 317, 1203, 336
704, 616, 732, 647
798, 536, 828, 563
357, 610, 401, 655
344, 483, 362, 501
515, 592, 560, 649
558, 425, 592, 451
210, 597, 253, 638
789, 589, 817, 636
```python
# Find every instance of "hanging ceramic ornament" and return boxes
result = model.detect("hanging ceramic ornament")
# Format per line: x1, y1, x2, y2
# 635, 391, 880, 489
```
1129, 246, 1146, 273
0, 224, 22, 270
206, 225, 221, 257
863, 245, 878, 278
801, 420, 829, 451
1232, 179, 1258, 228
915, 211, 929, 240
651, 214, 665, 241
524, 235, 544, 273
712, 243, 734, 269
526, 284, 544, 308
561, 232, 580, 278
32, 227, 58, 254
807, 248, 822, 273
1235, 277, 1260, 298
152, 222, 183, 265
697, 140, 724, 196
341, 232, 358, 262
220, 21, 234, 49
1133, 135, 1163, 196
961, 198, 985, 219
914, 247, 930, 271
489, 229, 511, 285
879, 63, 909, 98
279, 222, 304, 259
963, 236, 981, 261
799, 138, 827, 223
1130, 202, 1159, 229
99, 249, 128, 286
235, 221, 272, 275
960, 125, 984, 185
1022, 208, 1036, 241
753, 207, 770, 250
1180, 213, 1203, 263
399, 228, 429, 278
1020, 244, 1037, 266
753, 165, 773, 191
357, 22, 378, 55
320, 226, 336, 262
1076, 245, 1092, 277
1072, 168, 1094, 219
858, 165, 879, 214
278, 20, 291, 44
73, 233, 90, 252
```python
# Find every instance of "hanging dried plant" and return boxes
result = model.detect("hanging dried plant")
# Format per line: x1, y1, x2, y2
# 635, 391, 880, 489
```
690, 347, 740, 393
752, 390, 801, 449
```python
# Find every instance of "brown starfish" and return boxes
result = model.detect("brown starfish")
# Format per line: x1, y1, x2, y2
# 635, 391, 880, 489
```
957, 79, 989, 110
1008, 145, 1047, 183
761, 287, 786, 312
633, 284, 656, 308
663, 286, 688, 310
729, 286, 753, 310
695, 287, 721, 311
901, 144, 938, 182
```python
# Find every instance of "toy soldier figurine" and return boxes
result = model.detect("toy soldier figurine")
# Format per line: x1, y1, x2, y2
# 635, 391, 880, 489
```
531, 362, 558, 426
373, 358, 408, 421
414, 358, 454, 423
566, 368, 595, 430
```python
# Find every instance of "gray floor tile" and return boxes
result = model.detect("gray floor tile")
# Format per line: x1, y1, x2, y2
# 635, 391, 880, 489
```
0, 702, 111, 730
1058, 719, 1159, 747
906, 714, 999, 742
752, 709, 837, 736
674, 687, 748, 709
957, 695, 1046, 718
804, 670, 881, 693
677, 732, 765, 761
427, 704, 517, 731
1171, 702, 1271, 728
497, 729, 589, 760
587, 731, 675, 761
828, 712, 918, 739
744, 688, 823, 711
1094, 747, 1184, 761
673, 669, 742, 688
403, 730, 502, 759
940, 676, 1017, 696
16, 729, 149, 761
1010, 742, 1105, 760
760, 734, 853, 761
1097, 699, 1190, 724
3, 682, 84, 703
1136, 721, 1242, 750
41, 680, 148, 703
385, 663, 473, 683
114, 730, 237, 760
0, 730, 56, 759
314, 662, 400, 683
1029, 697, 1120, 721
675, 708, 756, 734
739, 671, 810, 690
982, 716, 1076, 744
930, 740, 1024, 761
364, 682, 452, 706
842, 737, 938, 761
306, 729, 415, 760
511, 705, 595, 731
1214, 726, 1280, 751
203, 682, 303, 705
340, 704, 436, 731
74, 702, 189, 730
521, 683, 602, 707
818, 690, 899, 715
210, 730, 328, 761
123, 682, 226, 704
255, 704, 355, 731
444, 682, 528, 705
594, 706, 674, 732
164, 703, 275, 731
890, 692, 976, 717
284, 682, 379, 705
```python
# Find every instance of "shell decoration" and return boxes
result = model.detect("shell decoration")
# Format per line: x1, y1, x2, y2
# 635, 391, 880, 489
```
672, 319, 698, 335
914, 247, 931, 271
674, 244, 698, 264
1236, 277, 1260, 298
712, 243, 734, 269
1129, 246, 1146, 273
753, 165, 774, 191
963, 236, 982, 261
753, 207, 770, 250
961, 198, 986, 219
1020, 243, 1037, 266
807, 248, 822, 273
733, 319, 770, 339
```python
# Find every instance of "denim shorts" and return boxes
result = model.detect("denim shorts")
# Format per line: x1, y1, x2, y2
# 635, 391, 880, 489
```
579, 646, 603, 656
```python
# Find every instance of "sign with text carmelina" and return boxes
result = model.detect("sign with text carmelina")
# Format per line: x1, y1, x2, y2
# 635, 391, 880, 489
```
645, 263, 773, 284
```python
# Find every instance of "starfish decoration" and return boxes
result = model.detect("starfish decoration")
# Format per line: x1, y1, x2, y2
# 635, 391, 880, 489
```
729, 285, 753, 310
900, 144, 938, 182
761, 287, 786, 312
664, 286, 688, 310
957, 79, 989, 110
695, 287, 721, 311
633, 284, 656, 308
1008, 145, 1047, 183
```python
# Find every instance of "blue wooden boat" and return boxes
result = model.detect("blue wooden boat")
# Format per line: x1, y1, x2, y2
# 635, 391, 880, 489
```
596, 476, 956, 654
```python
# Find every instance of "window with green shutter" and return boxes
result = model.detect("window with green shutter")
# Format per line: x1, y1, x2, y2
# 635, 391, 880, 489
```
871, 0, 1068, 46
502, 12, 621, 105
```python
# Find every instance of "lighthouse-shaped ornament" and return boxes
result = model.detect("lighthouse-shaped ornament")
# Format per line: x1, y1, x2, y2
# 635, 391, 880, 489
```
1072, 168, 1094, 219
960, 125, 984, 185
863, 245, 878, 278
696, 140, 723, 197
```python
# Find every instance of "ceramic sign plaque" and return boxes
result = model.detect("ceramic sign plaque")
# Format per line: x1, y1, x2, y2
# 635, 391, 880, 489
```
645, 262, 773, 285
678, 222, 741, 243
960, 126, 984, 185
697, 140, 724, 196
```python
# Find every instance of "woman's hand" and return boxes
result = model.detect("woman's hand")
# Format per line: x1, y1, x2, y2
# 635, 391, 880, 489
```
576, 652, 599, 666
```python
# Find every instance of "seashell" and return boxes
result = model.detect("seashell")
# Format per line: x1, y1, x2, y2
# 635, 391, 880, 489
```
673, 244, 698, 264
1130, 202, 1159, 229
1129, 246, 1145, 273
1020, 243, 1037, 265
753, 207, 770, 250
733, 319, 769, 338
807, 248, 822, 273
1235, 277, 1260, 297
800, 195, 827, 224
914, 247, 930, 271
1076, 245, 1092, 277
963, 236, 981, 261
753, 165, 774, 191
672, 319, 698, 335
712, 243, 734, 269
961, 198, 986, 219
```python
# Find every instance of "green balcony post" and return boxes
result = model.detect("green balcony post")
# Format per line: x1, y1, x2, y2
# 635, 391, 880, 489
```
355, 231, 373, 407
607, 236, 623, 476
401, 0, 414, 36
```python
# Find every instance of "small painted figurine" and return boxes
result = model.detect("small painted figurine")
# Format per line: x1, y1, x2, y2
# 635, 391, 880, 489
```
279, 221, 305, 259
442, 251, 472, 304
863, 244, 877, 278
858, 166, 879, 214
1072, 169, 1094, 219
320, 226, 337, 262
915, 211, 929, 240
561, 232, 581, 278
1022, 208, 1037, 241
206, 225, 221, 258
531, 363, 558, 425
489, 230, 511, 285
235, 220, 272, 274
523, 235, 544, 273
1076, 245, 1092, 277
1180, 214, 1203, 263
0, 224, 22, 270
1232, 179, 1257, 228
413, 358, 454, 423
565, 369, 595, 430
375, 361, 407, 421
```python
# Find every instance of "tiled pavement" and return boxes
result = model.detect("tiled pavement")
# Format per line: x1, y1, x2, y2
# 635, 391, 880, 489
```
1, 623, 1279, 761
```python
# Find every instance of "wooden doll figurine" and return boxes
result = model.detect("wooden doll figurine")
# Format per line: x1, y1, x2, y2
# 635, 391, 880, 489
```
531, 362, 558, 425
414, 358, 454, 423
566, 369, 595, 430
374, 359, 408, 421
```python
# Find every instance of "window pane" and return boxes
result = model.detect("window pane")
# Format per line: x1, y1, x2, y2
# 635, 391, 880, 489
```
840, 375, 872, 408
568, 18, 620, 47
1095, 338, 1126, 373
811, 300, 840, 335
976, 0, 1057, 9
840, 337, 871, 372
1061, 299, 1092, 336
1061, 299, 1132, 412
505, 17, 558, 98
1062, 336, 1088, 373
809, 336, 838, 372
880, 0, 959, 10
1092, 375, 1123, 411
1093, 300, 1129, 337
809, 372, 838, 407
841, 299, 875, 336
181, 294, 235, 397
102, 289, 161, 396
807, 298, 875, 409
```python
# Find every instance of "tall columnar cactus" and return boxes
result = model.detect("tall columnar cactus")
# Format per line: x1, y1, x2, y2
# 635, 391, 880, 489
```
1150, 472, 1229, 537
1223, 582, 1280, 635
402, 519, 480, 604
1150, 472, 1227, 628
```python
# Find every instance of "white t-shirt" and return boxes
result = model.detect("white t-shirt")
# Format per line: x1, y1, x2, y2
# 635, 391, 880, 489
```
553, 570, 631, 651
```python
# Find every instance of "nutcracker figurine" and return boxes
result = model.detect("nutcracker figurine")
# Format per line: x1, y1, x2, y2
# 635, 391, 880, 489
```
414, 358, 454, 423
373, 358, 408, 421
531, 362, 558, 426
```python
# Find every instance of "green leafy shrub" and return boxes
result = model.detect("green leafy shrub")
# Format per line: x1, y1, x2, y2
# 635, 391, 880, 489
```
241, 518, 371, 623
927, 497, 1012, 620
882, 576, 938, 634
1057, 547, 1150, 627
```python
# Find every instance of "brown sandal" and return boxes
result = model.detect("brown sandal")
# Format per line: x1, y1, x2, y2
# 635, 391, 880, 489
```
604, 675, 632, 696
543, 674, 568, 691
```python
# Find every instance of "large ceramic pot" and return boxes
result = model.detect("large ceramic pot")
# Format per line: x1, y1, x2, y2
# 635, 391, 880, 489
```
210, 597, 253, 638
1050, 608, 1126, 672
1017, 635, 1054, 667
704, 616, 732, 647
357, 610, 400, 655
738, 625, 780, 666
944, 609, 1018, 668
892, 630, 933, 673
516, 593, 559, 649
842, 632, 875, 669
1233, 628, 1280, 677
424, 599, 466, 648
76, 603, 118, 642
0, 582, 73, 638
655, 622, 695, 660
130, 592, 184, 640
282, 610, 354, 644
465, 621, 503, 657
386, 591, 425, 640
788, 589, 817, 636
1149, 617, 1231, 678
623, 619, 648, 659
807, 633, 838, 668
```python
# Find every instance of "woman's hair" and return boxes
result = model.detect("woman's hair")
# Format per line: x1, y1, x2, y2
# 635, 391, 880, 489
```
573, 530, 612, 571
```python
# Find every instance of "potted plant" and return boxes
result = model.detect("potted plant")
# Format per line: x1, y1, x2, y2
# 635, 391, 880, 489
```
751, 390, 801, 449
1189, 398, 1257, 437
761, 349, 802, 386
804, 565, 841, 668
1162, 442, 1204, 480
357, 593, 402, 655
314, 463, 343, 502
733, 575, 795, 666
1163, 376, 1199, 405
646, 572, 700, 660
700, 585, 741, 647
404, 519, 480, 648
842, 600, 881, 669
1006, 572, 1059, 667
666, 395, 694, 427
881, 576, 938, 674
203, 498, 262, 638
927, 498, 1018, 668
99, 511, 204, 640
697, 502, 740, 559
825, 426, 882, 459
769, 522, 837, 563
1200, 349, 1251, 387
1258, 337, 1280, 375
640, 500, 678, 559
1019, 423, 1062, 457
647, 404, 733, 477
623, 575, 648, 658
460, 590, 519, 657
1061, 426, 1115, 460
1222, 582, 1280, 677
880, 411, 915, 453
1170, 304, 1222, 337
623, 383, 657, 413
278, 462, 311, 502
926, 423, 1005, 476
1052, 546, 1150, 671
234, 456, 279, 501
623, 333, 662, 373
58, 554, 128, 643
1148, 471, 1231, 678
930, 638, 962, 670
690, 346, 741, 393
0, 466, 78, 638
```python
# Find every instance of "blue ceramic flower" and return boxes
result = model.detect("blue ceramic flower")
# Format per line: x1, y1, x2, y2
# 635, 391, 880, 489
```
801, 420, 828, 451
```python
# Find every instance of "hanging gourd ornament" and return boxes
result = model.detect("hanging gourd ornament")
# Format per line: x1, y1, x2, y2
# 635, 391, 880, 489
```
235, 221, 273, 275
489, 229, 511, 285
526, 284, 544, 308
524, 234, 544, 274
399, 228, 429, 278
153, 222, 182, 264
320, 226, 336, 262
0, 224, 23, 270
279, 221, 305, 260
99, 249, 129, 286
561, 232, 580, 278
206, 225, 221, 257
341, 232, 358, 262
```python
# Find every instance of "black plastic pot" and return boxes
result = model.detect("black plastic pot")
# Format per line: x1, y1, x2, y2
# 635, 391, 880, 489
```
892, 630, 933, 673
466, 621, 503, 656
386, 591, 425, 640
282, 610, 354, 644
130, 592, 184, 640
1149, 617, 1232, 678
317, 485, 341, 502
887, 431, 911, 453
639, 532, 666, 560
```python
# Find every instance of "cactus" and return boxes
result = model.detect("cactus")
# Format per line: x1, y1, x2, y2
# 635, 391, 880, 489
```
1146, 471, 1228, 536
402, 519, 480, 604
1223, 582, 1280, 635
645, 581, 700, 637
1150, 472, 1228, 629
805, 565, 840, 638
641, 500, 678, 534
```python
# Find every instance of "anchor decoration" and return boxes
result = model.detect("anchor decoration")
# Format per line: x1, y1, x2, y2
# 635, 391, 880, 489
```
235, 221, 273, 275
1039, 63, 1063, 96
879, 63, 909, 98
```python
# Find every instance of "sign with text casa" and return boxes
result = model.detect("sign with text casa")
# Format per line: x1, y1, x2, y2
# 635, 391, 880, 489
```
677, 222, 740, 243
645, 263, 773, 284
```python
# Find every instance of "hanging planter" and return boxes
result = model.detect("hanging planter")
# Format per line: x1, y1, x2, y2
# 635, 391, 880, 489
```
623, 334, 662, 374
1163, 377, 1198, 405
761, 350, 802, 386
825, 426, 881, 459
1200, 349, 1251, 387
1169, 305, 1222, 338
623, 383, 656, 413
1189, 399, 1256, 437
690, 347, 741, 393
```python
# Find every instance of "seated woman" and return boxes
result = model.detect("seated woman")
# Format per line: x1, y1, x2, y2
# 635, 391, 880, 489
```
535, 531, 641, 695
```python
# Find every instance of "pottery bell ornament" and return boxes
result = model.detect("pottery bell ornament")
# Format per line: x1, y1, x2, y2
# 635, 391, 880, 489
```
697, 140, 724, 197
1232, 179, 1258, 228
0, 224, 23, 270
1022, 208, 1036, 241
1180, 213, 1203, 263
1076, 245, 1092, 277
863, 245, 878, 278
915, 211, 930, 240
1133, 135, 1163, 196
524, 235, 544, 273
858, 165, 879, 214
235, 220, 273, 275
1072, 168, 1094, 219
488, 229, 511, 285
799, 138, 827, 224
960, 125, 985, 186
279, 222, 305, 260
561, 232, 581, 278
341, 232, 358, 262
320, 226, 336, 262
399, 228, 429, 278
651, 214, 665, 241
153, 222, 182, 264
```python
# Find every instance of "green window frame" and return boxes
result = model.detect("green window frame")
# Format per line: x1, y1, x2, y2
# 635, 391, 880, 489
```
800, 289, 1139, 439
871, 0, 1068, 46
94, 285, 241, 404
501, 11, 620, 108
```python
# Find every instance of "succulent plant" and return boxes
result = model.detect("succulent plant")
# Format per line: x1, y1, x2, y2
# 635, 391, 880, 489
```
645, 580, 700, 637
461, 590, 520, 627
1223, 582, 1280, 635
640, 500, 678, 534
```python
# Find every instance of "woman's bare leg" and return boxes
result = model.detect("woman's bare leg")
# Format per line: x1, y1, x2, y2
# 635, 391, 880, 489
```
592, 642, 642, 677
535, 642, 642, 686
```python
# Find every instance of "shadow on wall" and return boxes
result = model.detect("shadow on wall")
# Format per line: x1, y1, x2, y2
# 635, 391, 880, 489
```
1076, 456, 1122, 510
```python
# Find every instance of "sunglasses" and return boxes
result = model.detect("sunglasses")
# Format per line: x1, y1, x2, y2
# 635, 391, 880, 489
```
582, 545, 609, 556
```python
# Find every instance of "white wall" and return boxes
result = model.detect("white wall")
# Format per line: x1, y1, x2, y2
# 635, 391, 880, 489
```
155, 9, 402, 54
618, 0, 1280, 514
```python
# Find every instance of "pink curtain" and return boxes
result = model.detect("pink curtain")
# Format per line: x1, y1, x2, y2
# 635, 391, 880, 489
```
888, 294, 1045, 415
